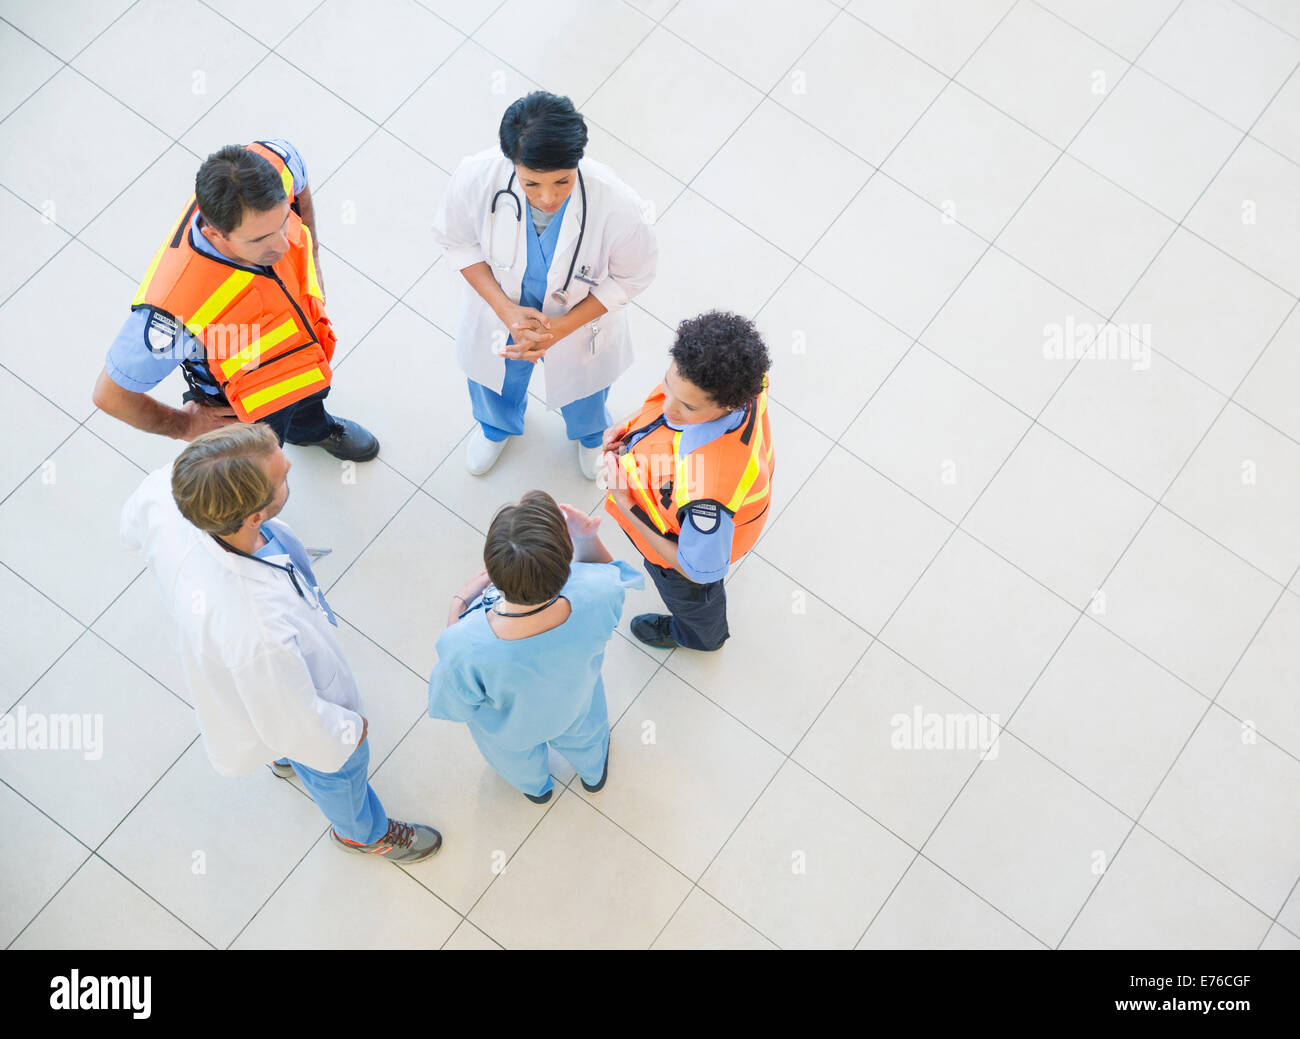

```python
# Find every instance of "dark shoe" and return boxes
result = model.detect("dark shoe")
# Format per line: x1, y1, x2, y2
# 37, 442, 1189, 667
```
631, 613, 678, 649
267, 759, 295, 779
524, 786, 554, 805
330, 818, 442, 863
581, 753, 608, 793
294, 417, 379, 462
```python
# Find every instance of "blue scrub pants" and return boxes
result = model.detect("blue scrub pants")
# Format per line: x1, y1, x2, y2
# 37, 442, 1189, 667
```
276, 739, 388, 845
468, 680, 611, 797
468, 358, 610, 448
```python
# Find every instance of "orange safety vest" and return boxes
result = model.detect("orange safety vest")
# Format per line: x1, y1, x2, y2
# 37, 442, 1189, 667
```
605, 375, 774, 571
131, 141, 336, 423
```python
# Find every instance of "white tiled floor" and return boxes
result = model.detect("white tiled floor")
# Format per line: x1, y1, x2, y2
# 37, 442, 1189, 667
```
1, 0, 1297, 950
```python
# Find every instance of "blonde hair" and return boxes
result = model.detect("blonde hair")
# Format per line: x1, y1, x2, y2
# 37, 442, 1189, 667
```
172, 423, 280, 535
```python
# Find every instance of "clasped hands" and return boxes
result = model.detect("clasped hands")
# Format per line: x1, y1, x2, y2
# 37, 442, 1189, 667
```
497, 303, 555, 362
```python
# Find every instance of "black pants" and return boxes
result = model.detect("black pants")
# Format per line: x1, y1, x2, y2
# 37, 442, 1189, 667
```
184, 385, 336, 445
261, 386, 336, 445
643, 559, 729, 651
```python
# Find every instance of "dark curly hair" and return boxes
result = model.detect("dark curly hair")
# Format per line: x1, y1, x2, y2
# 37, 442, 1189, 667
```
669, 311, 770, 411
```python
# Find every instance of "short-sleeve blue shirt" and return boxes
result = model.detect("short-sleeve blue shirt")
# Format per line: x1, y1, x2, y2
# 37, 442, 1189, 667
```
104, 139, 310, 395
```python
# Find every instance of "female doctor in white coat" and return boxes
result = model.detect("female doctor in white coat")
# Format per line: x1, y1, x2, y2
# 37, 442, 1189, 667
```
432, 91, 658, 478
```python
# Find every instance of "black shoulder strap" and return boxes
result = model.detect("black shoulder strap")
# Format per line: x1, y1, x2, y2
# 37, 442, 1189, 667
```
737, 397, 758, 447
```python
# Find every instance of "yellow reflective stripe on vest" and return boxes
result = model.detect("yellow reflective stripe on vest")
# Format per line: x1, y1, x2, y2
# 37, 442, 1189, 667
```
301, 225, 323, 301
218, 317, 298, 380
673, 431, 690, 511
133, 201, 195, 306
184, 269, 255, 339
241, 367, 327, 413
620, 453, 669, 534
725, 390, 768, 513
132, 242, 169, 307
277, 161, 293, 202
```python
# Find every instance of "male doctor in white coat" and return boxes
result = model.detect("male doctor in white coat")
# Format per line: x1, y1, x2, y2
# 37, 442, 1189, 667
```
432, 91, 657, 478
120, 423, 442, 864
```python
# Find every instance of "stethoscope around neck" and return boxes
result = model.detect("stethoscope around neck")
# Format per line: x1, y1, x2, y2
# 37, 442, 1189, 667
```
211, 533, 306, 600
489, 165, 588, 306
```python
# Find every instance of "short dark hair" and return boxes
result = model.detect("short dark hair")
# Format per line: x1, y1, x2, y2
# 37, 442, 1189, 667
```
499, 91, 587, 171
195, 145, 288, 234
670, 311, 771, 411
484, 490, 573, 606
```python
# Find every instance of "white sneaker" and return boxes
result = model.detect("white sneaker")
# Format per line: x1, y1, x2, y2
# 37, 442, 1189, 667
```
578, 442, 603, 480
466, 427, 508, 475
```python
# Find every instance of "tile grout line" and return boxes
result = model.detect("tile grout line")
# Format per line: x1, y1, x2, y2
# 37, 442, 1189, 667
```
1231, 0, 1300, 42
452, 0, 1294, 951
631, 2, 919, 944
2, 734, 206, 949
5, 0, 1294, 951
1, 0, 1296, 504
868, 0, 1190, 942
825, 0, 1198, 949
445, 657, 677, 947
1049, 33, 1300, 945
0, 0, 499, 949
1056, 582, 1300, 948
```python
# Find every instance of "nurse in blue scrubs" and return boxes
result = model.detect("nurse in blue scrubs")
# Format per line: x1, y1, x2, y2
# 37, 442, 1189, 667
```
428, 492, 643, 803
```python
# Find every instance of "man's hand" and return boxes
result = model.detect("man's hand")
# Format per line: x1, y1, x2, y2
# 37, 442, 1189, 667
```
179, 399, 240, 440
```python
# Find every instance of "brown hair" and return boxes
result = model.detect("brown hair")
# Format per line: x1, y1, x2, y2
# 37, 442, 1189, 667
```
484, 490, 573, 605
171, 423, 280, 535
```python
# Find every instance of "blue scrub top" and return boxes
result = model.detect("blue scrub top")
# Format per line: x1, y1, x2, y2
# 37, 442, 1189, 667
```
502, 194, 570, 354
520, 194, 569, 310
626, 407, 748, 583
254, 518, 337, 625
428, 560, 643, 751
104, 139, 310, 395
501, 197, 569, 351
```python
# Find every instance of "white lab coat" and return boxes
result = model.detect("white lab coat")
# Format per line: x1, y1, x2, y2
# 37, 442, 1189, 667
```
431, 147, 658, 409
120, 468, 364, 777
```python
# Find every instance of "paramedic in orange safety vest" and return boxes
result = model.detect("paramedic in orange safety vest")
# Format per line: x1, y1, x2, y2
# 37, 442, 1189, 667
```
91, 140, 378, 460
601, 311, 773, 652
